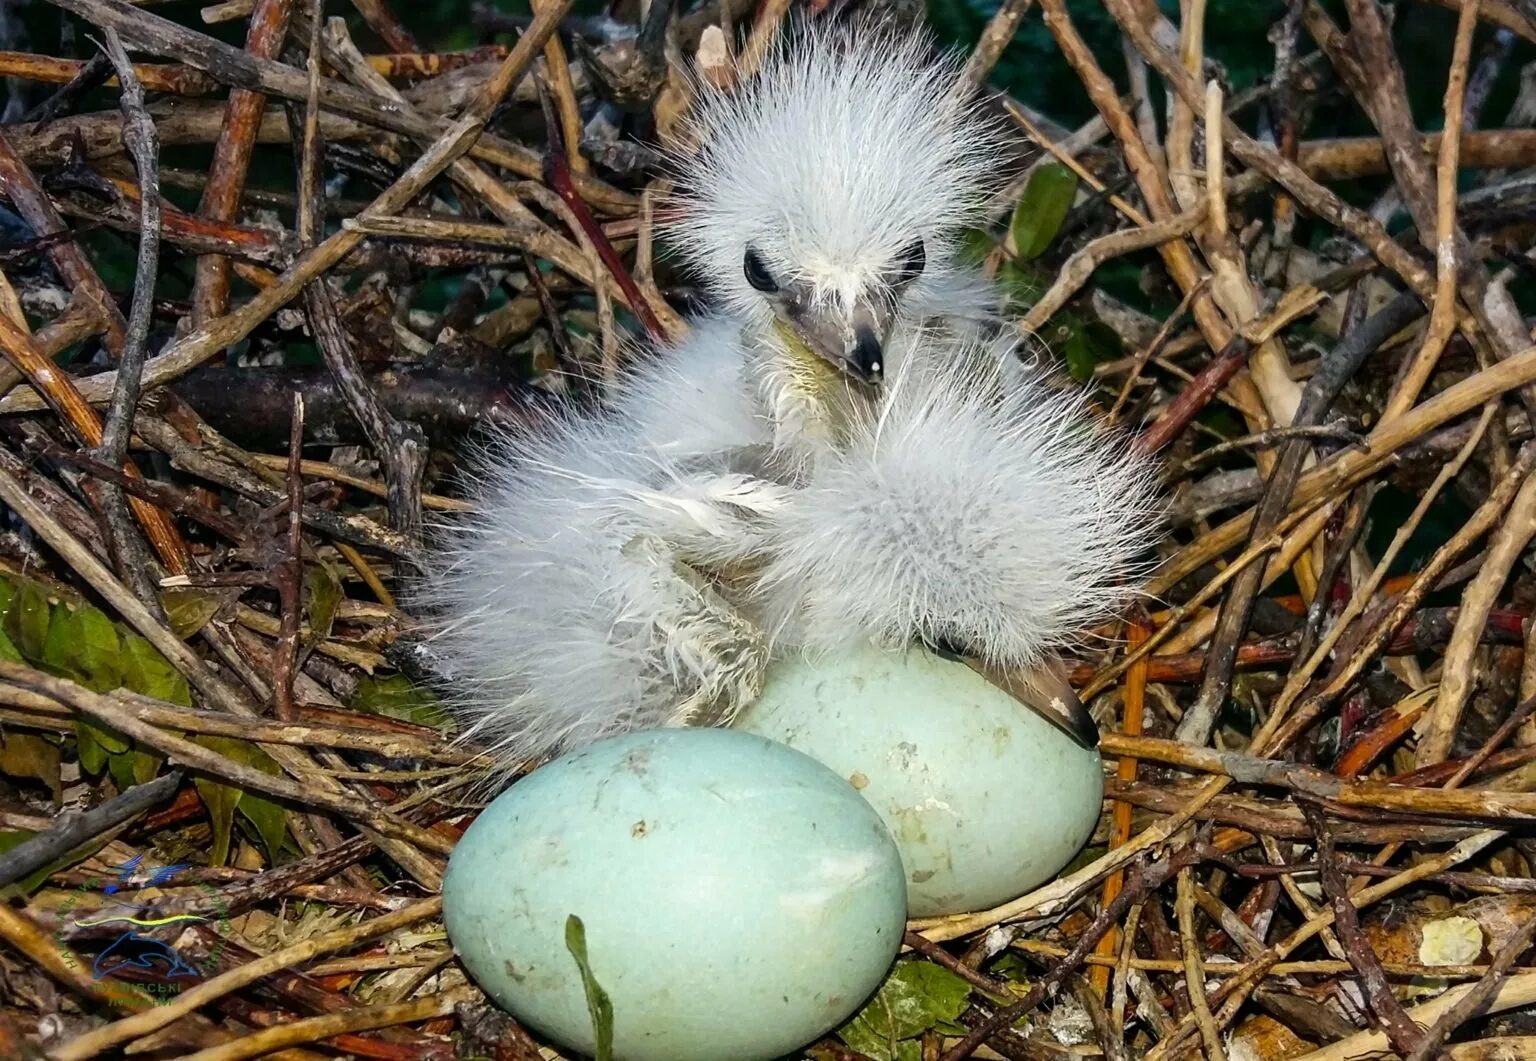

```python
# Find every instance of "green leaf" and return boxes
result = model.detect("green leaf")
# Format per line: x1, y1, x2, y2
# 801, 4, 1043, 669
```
108, 747, 163, 791
161, 587, 223, 640
75, 718, 110, 776
351, 674, 450, 730
302, 562, 343, 654
1060, 843, 1108, 879
45, 605, 123, 693
0, 828, 113, 897
5, 580, 51, 661
40, 611, 85, 684
837, 959, 974, 1061
122, 635, 192, 707
986, 951, 1034, 983
75, 715, 131, 771
1061, 328, 1098, 384
191, 736, 252, 867
191, 736, 287, 867
1010, 162, 1079, 261
996, 259, 1050, 311
565, 915, 614, 1061
77, 606, 124, 689
237, 792, 288, 865
958, 227, 997, 266
0, 623, 23, 663
234, 741, 286, 865
193, 774, 239, 867
1051, 313, 1124, 384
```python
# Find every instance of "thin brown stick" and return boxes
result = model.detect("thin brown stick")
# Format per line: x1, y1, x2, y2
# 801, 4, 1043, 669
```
93, 28, 172, 611
1019, 207, 1206, 336
1302, 803, 1425, 1055
52, 896, 445, 1061
272, 393, 304, 722
954, 0, 1035, 99
1176, 865, 1227, 1060
190, 0, 293, 325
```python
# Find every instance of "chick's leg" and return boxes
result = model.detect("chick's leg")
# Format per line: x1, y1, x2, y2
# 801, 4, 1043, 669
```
623, 532, 769, 729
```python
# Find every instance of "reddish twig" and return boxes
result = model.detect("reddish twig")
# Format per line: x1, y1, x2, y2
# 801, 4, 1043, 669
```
191, 0, 295, 325
1136, 336, 1255, 454
538, 84, 669, 341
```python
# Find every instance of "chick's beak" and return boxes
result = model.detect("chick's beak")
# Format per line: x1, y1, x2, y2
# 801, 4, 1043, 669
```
955, 652, 1100, 750
781, 299, 893, 385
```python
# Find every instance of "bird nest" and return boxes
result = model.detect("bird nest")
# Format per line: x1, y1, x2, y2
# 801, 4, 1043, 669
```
2, 0, 1536, 1058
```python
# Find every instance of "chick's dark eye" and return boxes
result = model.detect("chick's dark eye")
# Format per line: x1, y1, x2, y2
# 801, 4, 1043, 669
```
743, 248, 778, 293
897, 239, 926, 282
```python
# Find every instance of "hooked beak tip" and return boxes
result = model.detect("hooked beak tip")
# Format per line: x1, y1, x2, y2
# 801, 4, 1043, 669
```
851, 326, 884, 385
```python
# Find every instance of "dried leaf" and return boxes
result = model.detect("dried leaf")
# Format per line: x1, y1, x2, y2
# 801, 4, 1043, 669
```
1229, 1014, 1315, 1060
1419, 915, 1484, 967
160, 587, 224, 640
0, 732, 61, 804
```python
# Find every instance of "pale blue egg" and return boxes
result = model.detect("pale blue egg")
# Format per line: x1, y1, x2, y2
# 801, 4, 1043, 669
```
734, 643, 1104, 917
443, 727, 908, 1061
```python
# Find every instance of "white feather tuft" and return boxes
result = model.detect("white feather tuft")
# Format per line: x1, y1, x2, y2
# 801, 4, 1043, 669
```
607, 314, 769, 463
413, 379, 776, 773
667, 17, 1007, 328
753, 342, 1163, 668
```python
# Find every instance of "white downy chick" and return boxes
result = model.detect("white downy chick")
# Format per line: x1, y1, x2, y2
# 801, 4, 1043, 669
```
419, 19, 1007, 771
753, 336, 1161, 745
657, 19, 1007, 470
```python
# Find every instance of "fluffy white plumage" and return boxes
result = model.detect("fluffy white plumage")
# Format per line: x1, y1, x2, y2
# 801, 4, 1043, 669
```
667, 21, 1003, 334
417, 19, 1161, 772
753, 344, 1160, 668
417, 392, 782, 760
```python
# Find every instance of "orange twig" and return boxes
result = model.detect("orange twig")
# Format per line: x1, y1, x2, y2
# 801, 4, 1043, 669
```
0, 314, 187, 573
1092, 613, 1150, 996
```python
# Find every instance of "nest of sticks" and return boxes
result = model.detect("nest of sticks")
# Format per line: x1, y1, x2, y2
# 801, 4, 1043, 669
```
4, 0, 1536, 1057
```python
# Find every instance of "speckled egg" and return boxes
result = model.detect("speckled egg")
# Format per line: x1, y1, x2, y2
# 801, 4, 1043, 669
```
442, 727, 908, 1061
733, 642, 1104, 917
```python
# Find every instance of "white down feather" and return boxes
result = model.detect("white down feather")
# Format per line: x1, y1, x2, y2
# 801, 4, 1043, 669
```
415, 19, 1161, 772
752, 343, 1161, 668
